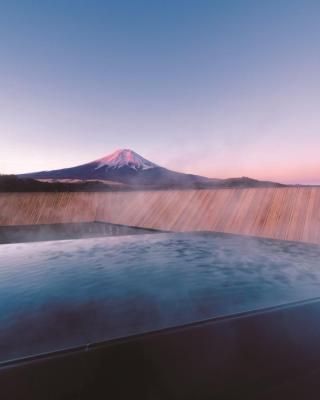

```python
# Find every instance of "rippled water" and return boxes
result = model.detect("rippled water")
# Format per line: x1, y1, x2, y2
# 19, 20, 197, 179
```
1, 232, 320, 363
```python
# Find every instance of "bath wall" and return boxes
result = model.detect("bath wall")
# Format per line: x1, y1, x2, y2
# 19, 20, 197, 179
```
0, 188, 319, 244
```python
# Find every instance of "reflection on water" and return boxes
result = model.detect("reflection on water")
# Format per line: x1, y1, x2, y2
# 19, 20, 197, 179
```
0, 222, 158, 244
1, 232, 320, 363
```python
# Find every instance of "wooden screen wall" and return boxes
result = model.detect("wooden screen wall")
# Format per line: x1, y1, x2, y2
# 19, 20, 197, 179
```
0, 188, 320, 244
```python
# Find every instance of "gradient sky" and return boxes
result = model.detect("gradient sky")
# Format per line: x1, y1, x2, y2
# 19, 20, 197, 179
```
1, 0, 320, 184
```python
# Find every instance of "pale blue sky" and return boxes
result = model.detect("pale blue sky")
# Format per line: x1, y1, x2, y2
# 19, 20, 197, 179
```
1, 1, 320, 183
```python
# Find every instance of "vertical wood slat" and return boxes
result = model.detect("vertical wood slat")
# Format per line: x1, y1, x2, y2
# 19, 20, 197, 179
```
0, 188, 320, 245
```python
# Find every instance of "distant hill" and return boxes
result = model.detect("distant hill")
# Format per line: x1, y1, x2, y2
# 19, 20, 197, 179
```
0, 175, 130, 192
19, 149, 285, 189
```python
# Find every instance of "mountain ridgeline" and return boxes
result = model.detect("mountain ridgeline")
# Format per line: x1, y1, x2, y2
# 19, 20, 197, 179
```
17, 149, 284, 190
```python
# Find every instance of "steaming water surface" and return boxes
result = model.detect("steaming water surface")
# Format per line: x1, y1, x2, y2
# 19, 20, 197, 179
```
1, 232, 320, 363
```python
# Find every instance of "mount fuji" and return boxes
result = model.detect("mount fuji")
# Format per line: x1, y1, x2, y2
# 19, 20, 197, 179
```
19, 149, 284, 189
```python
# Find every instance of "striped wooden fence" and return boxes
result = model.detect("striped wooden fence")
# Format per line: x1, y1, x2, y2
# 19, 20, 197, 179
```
0, 188, 320, 244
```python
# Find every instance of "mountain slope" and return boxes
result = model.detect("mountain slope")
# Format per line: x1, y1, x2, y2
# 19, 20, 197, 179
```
19, 149, 284, 188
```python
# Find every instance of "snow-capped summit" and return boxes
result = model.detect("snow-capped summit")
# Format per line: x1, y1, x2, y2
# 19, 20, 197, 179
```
94, 149, 158, 171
